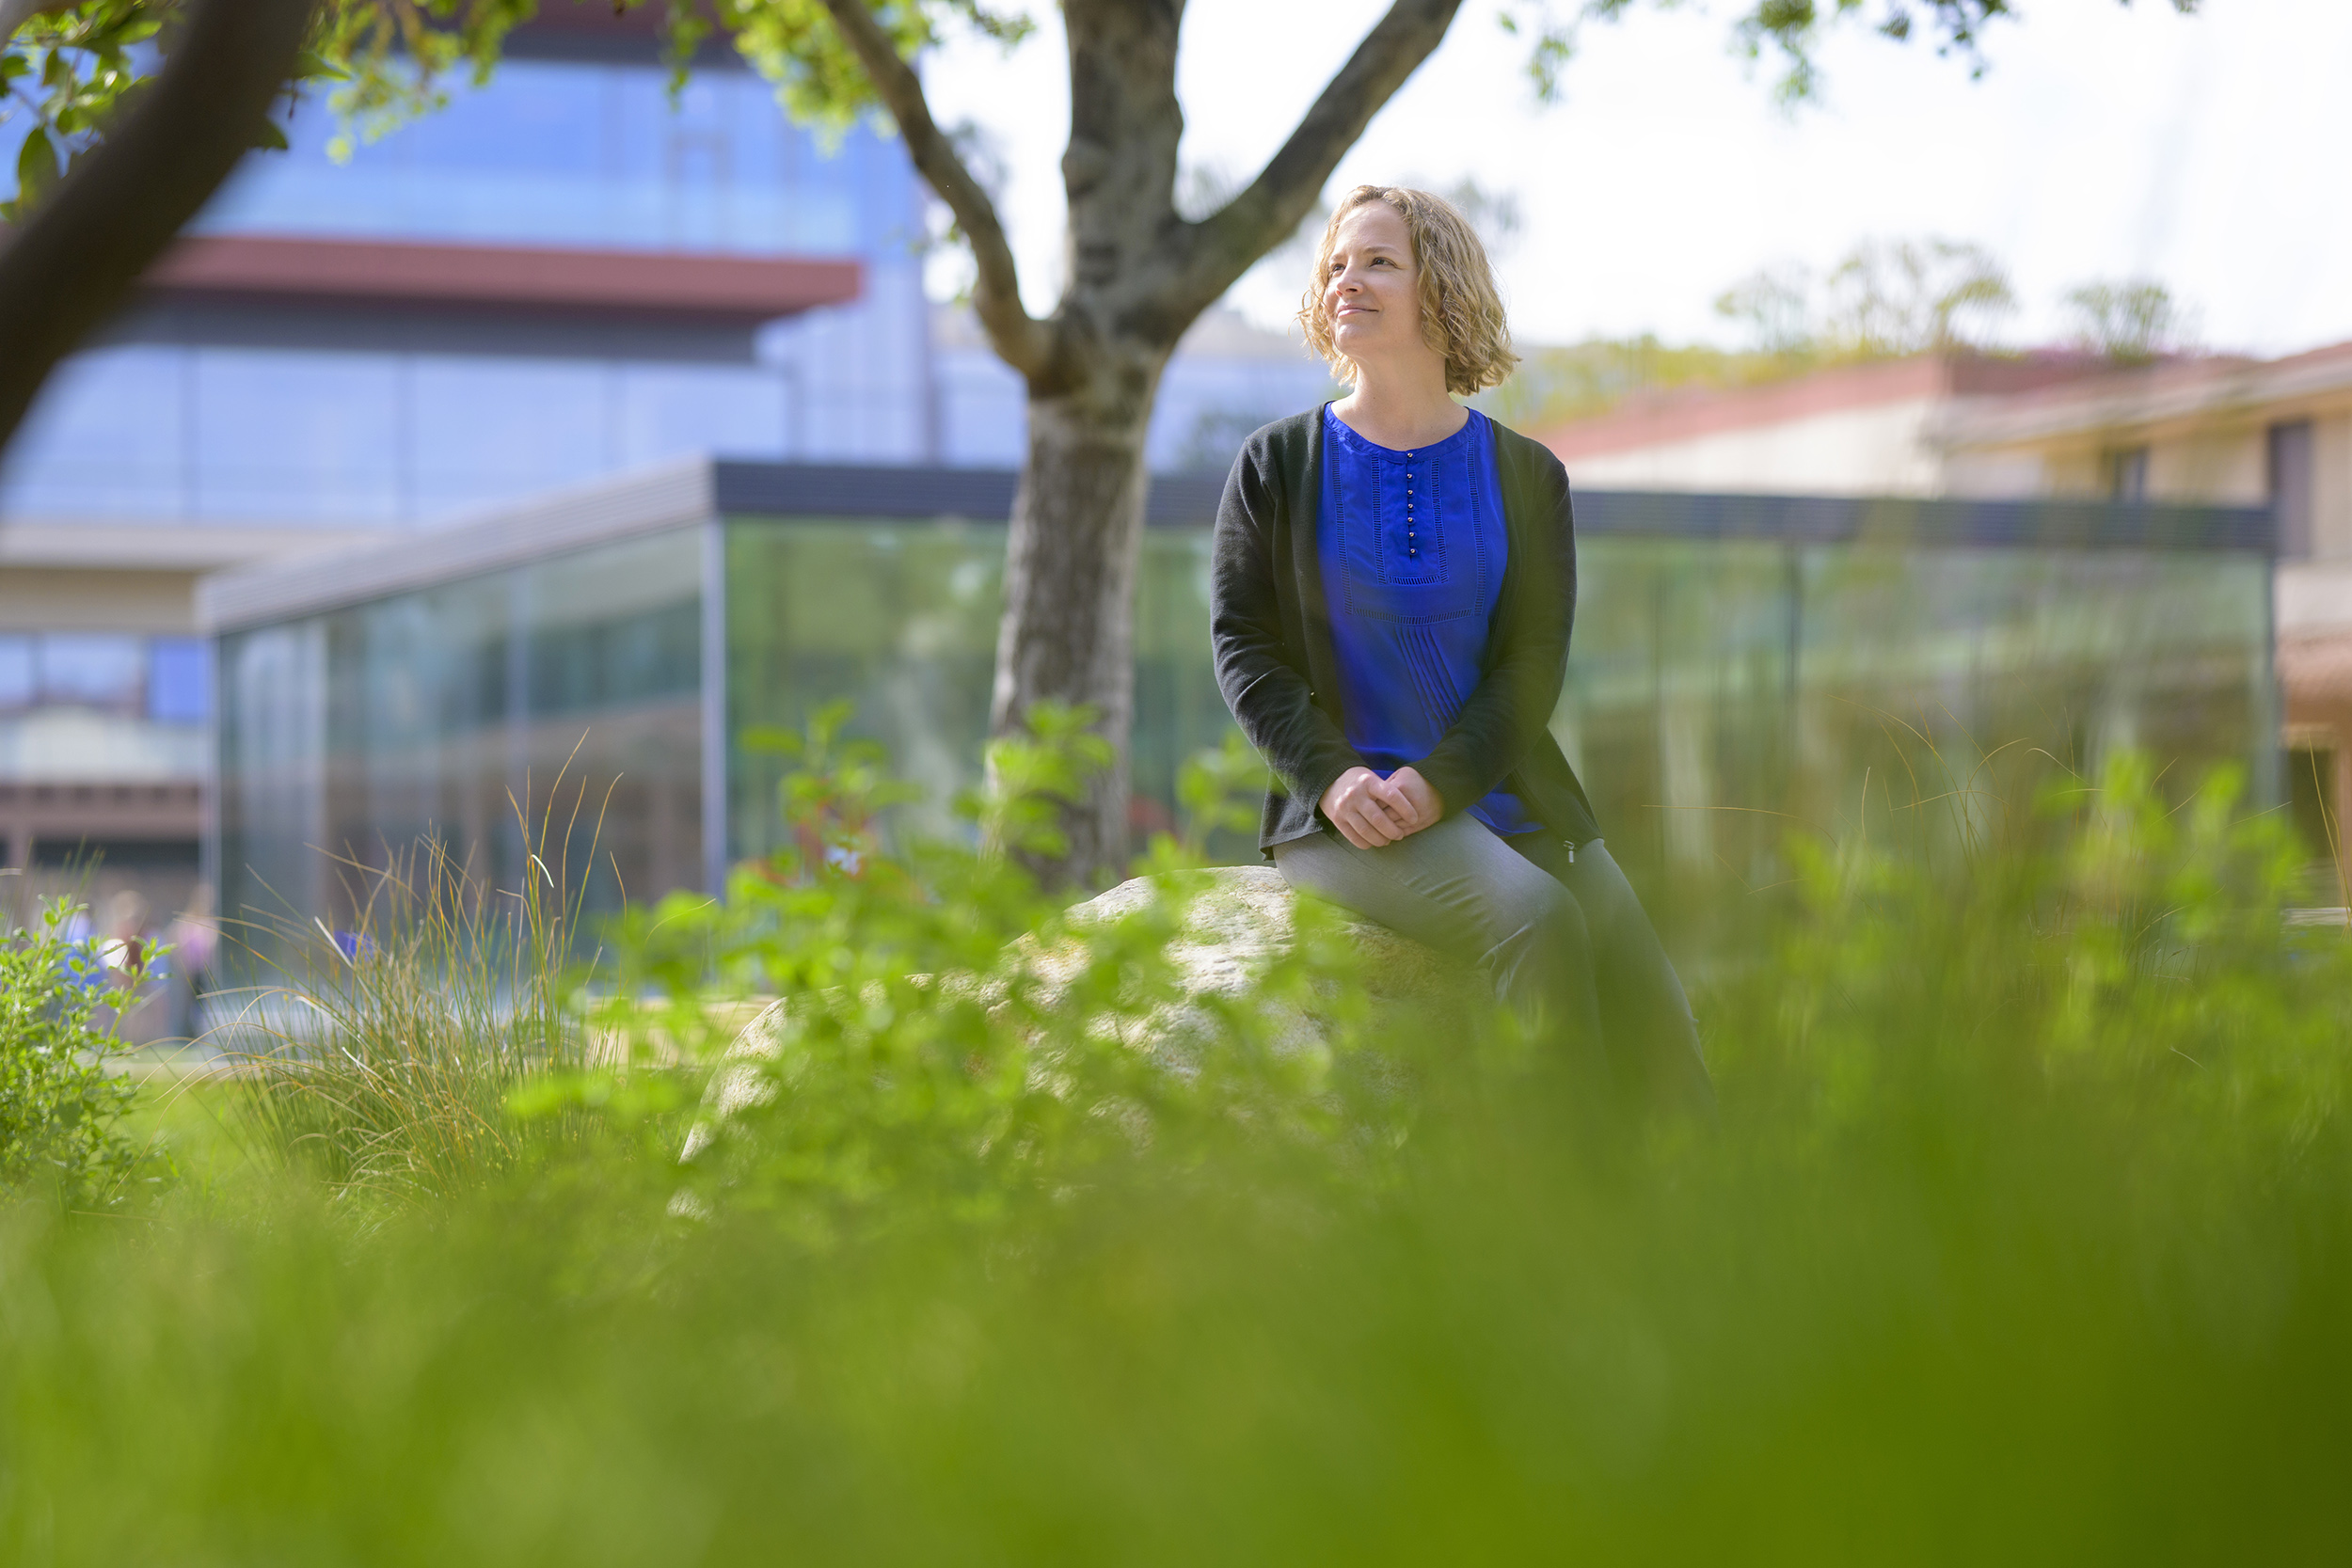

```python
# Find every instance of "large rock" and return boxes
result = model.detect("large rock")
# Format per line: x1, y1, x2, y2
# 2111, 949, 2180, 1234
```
1060, 864, 1477, 1013
694, 867, 1479, 1138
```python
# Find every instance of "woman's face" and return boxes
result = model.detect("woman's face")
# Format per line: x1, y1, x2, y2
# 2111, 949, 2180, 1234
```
1322, 200, 1436, 375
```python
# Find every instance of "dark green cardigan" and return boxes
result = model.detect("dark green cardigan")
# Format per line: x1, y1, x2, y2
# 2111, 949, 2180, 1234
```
1210, 404, 1602, 857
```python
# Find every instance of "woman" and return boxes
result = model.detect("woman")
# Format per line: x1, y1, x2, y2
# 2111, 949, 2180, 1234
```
1211, 184, 1710, 1109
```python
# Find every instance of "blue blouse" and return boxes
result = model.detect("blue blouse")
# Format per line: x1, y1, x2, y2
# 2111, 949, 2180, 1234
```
1316, 404, 1538, 837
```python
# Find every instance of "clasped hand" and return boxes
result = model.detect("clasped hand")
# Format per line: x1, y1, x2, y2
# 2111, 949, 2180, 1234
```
1318, 765, 1442, 849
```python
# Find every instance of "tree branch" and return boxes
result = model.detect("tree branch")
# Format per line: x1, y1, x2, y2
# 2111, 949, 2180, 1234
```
0, 0, 315, 453
1172, 0, 1464, 319
817, 0, 1050, 379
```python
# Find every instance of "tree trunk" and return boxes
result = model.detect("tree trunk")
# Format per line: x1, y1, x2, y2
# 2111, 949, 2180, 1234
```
992, 338, 1169, 885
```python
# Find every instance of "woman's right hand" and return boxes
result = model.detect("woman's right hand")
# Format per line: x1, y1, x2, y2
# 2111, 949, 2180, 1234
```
1320, 767, 1417, 849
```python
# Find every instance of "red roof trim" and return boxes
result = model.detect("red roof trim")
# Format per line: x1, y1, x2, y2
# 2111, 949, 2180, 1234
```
141, 234, 862, 325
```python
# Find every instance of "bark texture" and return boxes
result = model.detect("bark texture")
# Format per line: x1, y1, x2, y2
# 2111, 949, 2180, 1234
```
993, 355, 1168, 879
0, 0, 316, 452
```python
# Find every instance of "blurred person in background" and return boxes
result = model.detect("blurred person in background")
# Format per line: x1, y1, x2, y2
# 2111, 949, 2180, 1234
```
101, 891, 151, 979
1213, 184, 1711, 1112
166, 884, 220, 1042
98, 889, 165, 1046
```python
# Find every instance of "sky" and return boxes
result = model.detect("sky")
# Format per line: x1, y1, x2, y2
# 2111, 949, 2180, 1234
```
921, 0, 2352, 357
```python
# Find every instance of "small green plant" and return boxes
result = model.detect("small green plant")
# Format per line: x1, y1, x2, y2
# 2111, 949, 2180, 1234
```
224, 778, 615, 1205
0, 898, 142, 1205
592, 703, 1378, 1243
1706, 748, 2352, 1149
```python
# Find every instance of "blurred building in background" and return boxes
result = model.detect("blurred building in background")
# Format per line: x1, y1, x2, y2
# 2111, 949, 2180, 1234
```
0, 8, 1328, 926
1540, 341, 2352, 862
200, 455, 2272, 964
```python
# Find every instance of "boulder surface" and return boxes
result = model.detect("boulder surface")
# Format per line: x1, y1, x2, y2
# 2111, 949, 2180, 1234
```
707, 865, 1479, 1094
1061, 864, 1477, 1012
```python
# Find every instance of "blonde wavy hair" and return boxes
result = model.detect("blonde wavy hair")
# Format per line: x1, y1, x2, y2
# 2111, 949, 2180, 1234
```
1297, 184, 1519, 396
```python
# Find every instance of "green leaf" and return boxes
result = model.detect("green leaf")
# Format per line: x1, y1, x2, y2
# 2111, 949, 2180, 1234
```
293, 50, 351, 83
740, 724, 806, 758
15, 126, 57, 201
0, 55, 29, 81
252, 119, 290, 151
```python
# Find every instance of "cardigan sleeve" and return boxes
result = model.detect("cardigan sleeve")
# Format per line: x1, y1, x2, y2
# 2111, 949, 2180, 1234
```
1410, 444, 1576, 818
1211, 435, 1362, 816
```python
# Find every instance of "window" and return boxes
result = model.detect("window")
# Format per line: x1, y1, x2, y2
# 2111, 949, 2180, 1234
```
30, 837, 201, 870
2269, 420, 2315, 559
149, 638, 213, 723
37, 633, 145, 710
2107, 445, 2151, 502
0, 635, 32, 711
0, 633, 211, 718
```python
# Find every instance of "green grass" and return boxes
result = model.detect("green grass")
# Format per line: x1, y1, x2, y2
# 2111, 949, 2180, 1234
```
5, 742, 2350, 1562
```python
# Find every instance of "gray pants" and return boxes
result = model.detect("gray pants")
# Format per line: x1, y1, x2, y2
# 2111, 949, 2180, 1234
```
1274, 816, 1712, 1110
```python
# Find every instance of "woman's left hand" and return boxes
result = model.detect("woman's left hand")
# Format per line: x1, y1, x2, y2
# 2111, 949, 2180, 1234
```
1385, 768, 1444, 836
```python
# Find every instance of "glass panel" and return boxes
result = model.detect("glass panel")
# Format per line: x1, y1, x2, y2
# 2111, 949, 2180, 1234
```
722, 516, 2271, 907
723, 518, 1252, 864
2269, 420, 2315, 560
617, 365, 789, 467
1558, 539, 2270, 941
218, 620, 330, 932
149, 638, 214, 723
408, 356, 612, 515
38, 633, 146, 709
724, 518, 1003, 861
0, 636, 31, 711
1553, 538, 1801, 902
196, 61, 877, 256
215, 529, 704, 959
190, 350, 403, 521
220, 503, 2270, 960
0, 346, 190, 515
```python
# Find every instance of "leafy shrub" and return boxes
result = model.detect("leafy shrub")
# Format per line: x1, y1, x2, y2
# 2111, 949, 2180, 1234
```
0, 898, 141, 1205
1705, 750, 2352, 1164
588, 702, 1387, 1243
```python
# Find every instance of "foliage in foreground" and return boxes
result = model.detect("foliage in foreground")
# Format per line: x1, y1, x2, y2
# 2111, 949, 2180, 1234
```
0, 897, 141, 1205
6, 747, 2352, 1560
220, 706, 1378, 1228
591, 703, 1383, 1242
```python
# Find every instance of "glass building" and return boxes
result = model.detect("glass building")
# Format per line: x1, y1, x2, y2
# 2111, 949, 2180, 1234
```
2, 33, 934, 522
205, 464, 2274, 948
